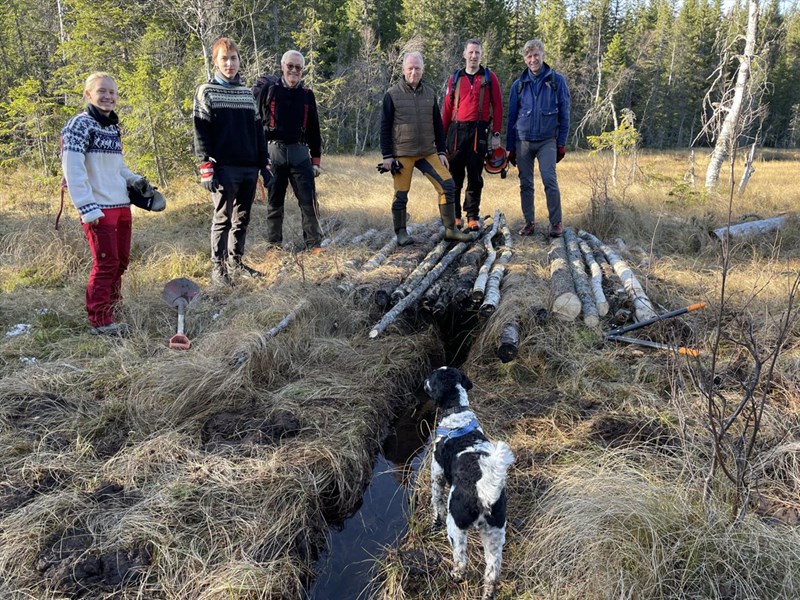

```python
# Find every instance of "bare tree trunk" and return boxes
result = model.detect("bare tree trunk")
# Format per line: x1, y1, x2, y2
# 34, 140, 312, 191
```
705, 0, 759, 189
738, 141, 757, 194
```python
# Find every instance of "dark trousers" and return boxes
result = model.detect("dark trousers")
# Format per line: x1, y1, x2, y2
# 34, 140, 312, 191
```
82, 207, 132, 327
516, 138, 561, 226
210, 165, 259, 264
447, 121, 489, 220
266, 141, 322, 246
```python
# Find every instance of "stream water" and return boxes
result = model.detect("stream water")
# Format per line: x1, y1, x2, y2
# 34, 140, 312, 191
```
307, 396, 436, 600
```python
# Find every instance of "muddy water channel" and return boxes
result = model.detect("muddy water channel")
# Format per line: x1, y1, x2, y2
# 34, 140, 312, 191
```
307, 395, 436, 600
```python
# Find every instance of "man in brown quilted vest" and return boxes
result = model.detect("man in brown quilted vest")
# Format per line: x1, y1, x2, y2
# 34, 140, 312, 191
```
380, 52, 476, 246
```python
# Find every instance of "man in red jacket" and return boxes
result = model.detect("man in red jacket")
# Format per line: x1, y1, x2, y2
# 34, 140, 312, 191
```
442, 39, 503, 231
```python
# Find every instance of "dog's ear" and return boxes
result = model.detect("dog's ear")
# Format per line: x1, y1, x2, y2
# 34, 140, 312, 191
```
458, 369, 473, 391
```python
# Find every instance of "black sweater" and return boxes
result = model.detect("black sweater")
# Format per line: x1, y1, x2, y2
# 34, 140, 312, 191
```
193, 75, 268, 167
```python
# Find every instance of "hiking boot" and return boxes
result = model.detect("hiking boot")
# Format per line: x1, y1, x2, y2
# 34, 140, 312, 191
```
227, 258, 263, 279
454, 217, 463, 229
467, 218, 480, 232
211, 263, 233, 286
518, 221, 535, 236
549, 221, 564, 237
89, 322, 130, 337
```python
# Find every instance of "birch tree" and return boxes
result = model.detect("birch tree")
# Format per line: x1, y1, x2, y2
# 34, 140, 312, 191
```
704, 0, 760, 189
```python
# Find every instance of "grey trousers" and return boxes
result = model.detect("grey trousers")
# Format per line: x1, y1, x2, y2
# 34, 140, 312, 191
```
516, 137, 562, 226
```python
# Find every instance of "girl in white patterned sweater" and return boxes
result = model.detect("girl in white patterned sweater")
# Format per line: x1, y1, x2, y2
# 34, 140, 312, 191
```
62, 72, 147, 336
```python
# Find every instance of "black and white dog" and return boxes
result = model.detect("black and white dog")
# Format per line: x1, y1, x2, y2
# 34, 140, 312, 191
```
424, 367, 514, 600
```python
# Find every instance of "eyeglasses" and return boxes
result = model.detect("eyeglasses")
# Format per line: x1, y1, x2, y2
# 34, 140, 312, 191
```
284, 63, 303, 72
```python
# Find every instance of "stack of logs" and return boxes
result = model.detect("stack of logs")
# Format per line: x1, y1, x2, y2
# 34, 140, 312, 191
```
368, 210, 513, 339
549, 227, 657, 327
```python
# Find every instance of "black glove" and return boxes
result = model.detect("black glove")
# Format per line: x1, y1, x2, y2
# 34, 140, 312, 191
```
377, 160, 403, 174
199, 161, 218, 193
130, 176, 154, 197
260, 165, 274, 188
507, 151, 517, 167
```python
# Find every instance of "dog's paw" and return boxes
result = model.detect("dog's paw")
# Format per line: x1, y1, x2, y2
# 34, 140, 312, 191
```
450, 566, 466, 583
481, 584, 498, 600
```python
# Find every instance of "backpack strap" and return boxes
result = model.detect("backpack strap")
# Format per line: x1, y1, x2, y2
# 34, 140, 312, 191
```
450, 69, 462, 123
477, 67, 492, 123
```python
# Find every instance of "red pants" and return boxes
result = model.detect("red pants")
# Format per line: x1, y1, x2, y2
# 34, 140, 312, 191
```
82, 207, 132, 327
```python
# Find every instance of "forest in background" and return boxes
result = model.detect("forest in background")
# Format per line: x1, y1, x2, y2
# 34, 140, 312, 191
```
1, 0, 799, 185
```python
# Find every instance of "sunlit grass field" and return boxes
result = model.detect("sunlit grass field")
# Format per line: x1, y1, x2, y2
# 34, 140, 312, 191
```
0, 149, 799, 599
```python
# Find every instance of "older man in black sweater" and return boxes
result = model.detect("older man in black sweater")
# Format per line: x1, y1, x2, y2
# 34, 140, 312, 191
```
255, 50, 324, 250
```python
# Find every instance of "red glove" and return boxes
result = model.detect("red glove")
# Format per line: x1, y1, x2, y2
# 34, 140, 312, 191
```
556, 146, 566, 163
199, 161, 218, 193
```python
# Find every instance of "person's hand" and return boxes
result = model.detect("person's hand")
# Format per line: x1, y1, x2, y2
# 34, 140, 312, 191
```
507, 151, 517, 167
382, 158, 394, 173
556, 146, 566, 163
199, 161, 218, 193
491, 134, 501, 150
312, 165, 322, 178
260, 165, 274, 188
84, 212, 104, 226
438, 153, 449, 169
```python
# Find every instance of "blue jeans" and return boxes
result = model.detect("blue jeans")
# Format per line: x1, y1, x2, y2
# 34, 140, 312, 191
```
516, 138, 562, 225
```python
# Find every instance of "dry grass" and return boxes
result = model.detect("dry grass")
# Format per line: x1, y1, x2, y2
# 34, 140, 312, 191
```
1, 149, 799, 598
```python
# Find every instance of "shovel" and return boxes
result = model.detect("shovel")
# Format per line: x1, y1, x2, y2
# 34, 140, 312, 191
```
162, 278, 201, 350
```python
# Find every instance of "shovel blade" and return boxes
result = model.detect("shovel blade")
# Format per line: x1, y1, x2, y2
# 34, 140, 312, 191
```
162, 278, 201, 309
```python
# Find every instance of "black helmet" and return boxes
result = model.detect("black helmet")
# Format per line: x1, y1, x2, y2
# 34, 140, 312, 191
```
484, 147, 508, 178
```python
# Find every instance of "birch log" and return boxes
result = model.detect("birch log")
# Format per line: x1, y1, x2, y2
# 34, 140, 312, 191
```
711, 215, 787, 240
563, 227, 600, 327
579, 238, 610, 316
479, 263, 506, 317
391, 239, 449, 302
369, 239, 471, 338
350, 228, 379, 246
579, 230, 657, 322
548, 236, 580, 321
472, 210, 501, 303
497, 321, 520, 363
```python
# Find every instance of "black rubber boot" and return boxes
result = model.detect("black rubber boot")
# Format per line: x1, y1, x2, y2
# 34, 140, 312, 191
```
392, 209, 414, 246
439, 203, 477, 242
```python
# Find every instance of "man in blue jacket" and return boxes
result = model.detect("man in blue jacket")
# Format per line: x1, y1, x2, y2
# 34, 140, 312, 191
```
506, 39, 570, 238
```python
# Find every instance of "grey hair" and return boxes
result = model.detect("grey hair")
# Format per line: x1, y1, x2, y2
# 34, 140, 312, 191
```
464, 39, 482, 50
402, 51, 424, 68
522, 39, 545, 55
281, 50, 305, 67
